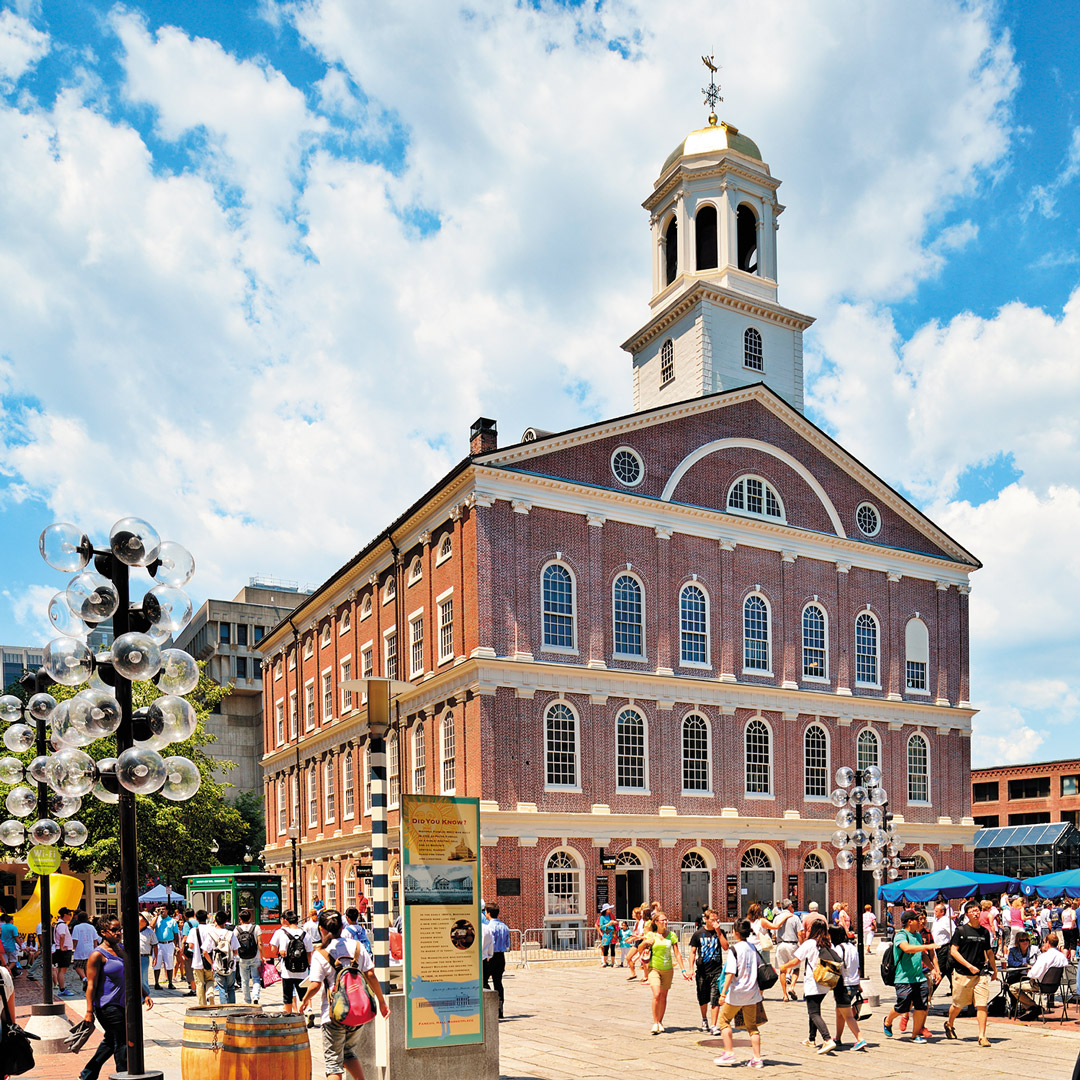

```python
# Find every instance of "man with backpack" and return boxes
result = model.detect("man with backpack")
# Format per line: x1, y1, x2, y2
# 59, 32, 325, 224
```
204, 910, 240, 1005
183, 910, 214, 1006
300, 909, 389, 1080
882, 909, 940, 1043
234, 907, 262, 1005
712, 918, 766, 1068
270, 908, 314, 1014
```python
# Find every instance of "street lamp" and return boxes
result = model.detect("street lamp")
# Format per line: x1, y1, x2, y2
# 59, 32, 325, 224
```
287, 824, 299, 912
830, 764, 903, 978
4, 517, 203, 1080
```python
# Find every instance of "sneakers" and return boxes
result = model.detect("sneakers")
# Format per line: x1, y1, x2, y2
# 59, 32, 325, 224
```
943, 1023, 957, 1040
651, 1023, 661, 1035
713, 1053, 737, 1067
852, 1039, 868, 1051
710, 1025, 723, 1036
701, 1018, 711, 1032
657, 1023, 665, 1033
746, 1059, 763, 1069
883, 1022, 893, 1038
912, 1036, 927, 1044
918, 1028, 934, 1040
898, 1013, 909, 1033
817, 1040, 836, 1055
801, 1039, 816, 1048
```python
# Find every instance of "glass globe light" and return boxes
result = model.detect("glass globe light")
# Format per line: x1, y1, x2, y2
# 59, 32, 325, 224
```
834, 766, 854, 789
863, 805, 884, 828
145, 624, 172, 646
153, 540, 195, 587
135, 727, 171, 752
65, 572, 119, 622
148, 695, 197, 746
50, 731, 69, 752
29, 818, 61, 845
2, 724, 34, 753
92, 759, 119, 804
143, 585, 192, 634
50, 748, 97, 797
864, 765, 883, 788
27, 755, 54, 785
867, 848, 885, 869
116, 747, 166, 794
27, 692, 57, 722
871, 827, 889, 847
44, 637, 94, 686
48, 591, 89, 638
835, 807, 856, 829
160, 756, 201, 801
51, 702, 92, 749
75, 689, 122, 737
63, 820, 88, 847
849, 785, 869, 806
48, 793, 82, 819
92, 780, 119, 805
5, 787, 36, 817
870, 787, 889, 806
886, 844, 899, 858
0, 820, 25, 847
873, 868, 884, 882
831, 829, 851, 850
110, 517, 161, 566
111, 633, 162, 681
157, 650, 199, 696
852, 828, 869, 847
0, 695, 22, 723
39, 523, 90, 572
829, 788, 850, 808
888, 867, 899, 880
836, 849, 855, 870
87, 668, 116, 696
0, 757, 24, 784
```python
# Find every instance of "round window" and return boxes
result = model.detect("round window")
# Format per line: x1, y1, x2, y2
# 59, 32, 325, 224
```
611, 447, 644, 487
856, 502, 881, 537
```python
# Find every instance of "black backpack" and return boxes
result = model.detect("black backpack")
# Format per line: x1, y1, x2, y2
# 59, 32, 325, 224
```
880, 940, 897, 986
284, 930, 308, 974
236, 926, 258, 960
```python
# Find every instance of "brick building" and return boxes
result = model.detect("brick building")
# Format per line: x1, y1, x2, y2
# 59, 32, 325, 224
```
258, 112, 979, 932
971, 758, 1080, 829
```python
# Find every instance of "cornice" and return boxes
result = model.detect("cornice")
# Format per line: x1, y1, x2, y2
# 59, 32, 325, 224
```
970, 759, 1080, 781
646, 157, 781, 211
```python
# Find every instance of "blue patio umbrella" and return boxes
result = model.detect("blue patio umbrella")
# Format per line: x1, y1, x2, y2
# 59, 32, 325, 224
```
1020, 868, 1080, 899
877, 867, 1020, 904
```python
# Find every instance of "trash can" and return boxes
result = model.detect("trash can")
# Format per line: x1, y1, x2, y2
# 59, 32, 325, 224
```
221, 1011, 311, 1080
181, 1005, 261, 1080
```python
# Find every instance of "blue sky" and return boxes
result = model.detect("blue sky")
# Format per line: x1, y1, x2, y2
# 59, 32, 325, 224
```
1, 0, 1079, 766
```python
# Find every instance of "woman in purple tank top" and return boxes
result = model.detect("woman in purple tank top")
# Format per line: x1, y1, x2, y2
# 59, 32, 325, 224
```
79, 916, 154, 1080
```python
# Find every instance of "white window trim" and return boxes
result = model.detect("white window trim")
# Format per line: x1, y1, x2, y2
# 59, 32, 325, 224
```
742, 591, 773, 676
612, 570, 647, 662
440, 712, 457, 796
277, 779, 286, 835
677, 581, 711, 669
408, 611, 425, 679
321, 665, 334, 723
610, 445, 645, 488
802, 721, 831, 802
339, 655, 353, 714
339, 609, 351, 634
540, 560, 578, 655
408, 557, 423, 585
726, 474, 787, 523
436, 534, 453, 566
383, 625, 397, 679
743, 325, 764, 372
543, 699, 582, 793
801, 601, 830, 682
321, 624, 332, 647
615, 706, 650, 795
288, 691, 297, 740
274, 659, 282, 681
856, 501, 882, 537
360, 595, 373, 621
857, 726, 881, 773
907, 731, 931, 805
342, 752, 355, 820
744, 715, 775, 798
382, 579, 396, 605
680, 711, 713, 797
854, 609, 882, 688
324, 759, 335, 823
905, 617, 931, 694
437, 591, 454, 665
362, 748, 371, 817
288, 650, 296, 671
303, 638, 313, 659
543, 847, 584, 921
387, 732, 400, 810
275, 697, 285, 747
304, 679, 316, 732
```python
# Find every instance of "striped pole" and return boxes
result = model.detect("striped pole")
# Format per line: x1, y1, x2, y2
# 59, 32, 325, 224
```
369, 731, 390, 995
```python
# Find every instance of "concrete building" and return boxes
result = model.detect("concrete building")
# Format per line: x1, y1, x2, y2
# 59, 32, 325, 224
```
1, 645, 45, 691
971, 758, 1080, 830
258, 110, 980, 930
175, 580, 311, 793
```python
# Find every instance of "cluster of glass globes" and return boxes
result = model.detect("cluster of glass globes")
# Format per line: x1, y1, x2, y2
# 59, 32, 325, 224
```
0, 518, 205, 857
830, 765, 903, 882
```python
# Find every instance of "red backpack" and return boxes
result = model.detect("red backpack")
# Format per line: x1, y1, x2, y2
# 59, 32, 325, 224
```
320, 945, 375, 1027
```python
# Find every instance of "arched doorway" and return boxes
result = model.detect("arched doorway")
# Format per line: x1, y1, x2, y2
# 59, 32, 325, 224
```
681, 851, 711, 922
614, 851, 646, 920
803, 853, 827, 912
740, 847, 774, 914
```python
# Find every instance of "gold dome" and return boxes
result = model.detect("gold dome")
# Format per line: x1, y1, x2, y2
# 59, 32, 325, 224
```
661, 119, 763, 176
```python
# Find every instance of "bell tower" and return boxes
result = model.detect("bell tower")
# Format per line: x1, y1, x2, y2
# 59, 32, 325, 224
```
623, 60, 814, 413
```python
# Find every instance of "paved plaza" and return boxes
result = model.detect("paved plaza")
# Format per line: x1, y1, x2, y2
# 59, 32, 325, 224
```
20, 958, 1080, 1079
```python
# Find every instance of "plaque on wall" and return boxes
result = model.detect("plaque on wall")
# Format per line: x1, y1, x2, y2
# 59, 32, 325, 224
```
596, 876, 610, 911
495, 877, 521, 896
725, 873, 738, 918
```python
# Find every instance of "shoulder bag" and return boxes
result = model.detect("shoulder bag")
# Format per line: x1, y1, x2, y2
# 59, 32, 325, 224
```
750, 943, 778, 991
1, 980, 39, 1075
811, 942, 842, 989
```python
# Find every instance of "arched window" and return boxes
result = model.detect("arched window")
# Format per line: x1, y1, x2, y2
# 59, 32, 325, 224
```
388, 731, 400, 809
745, 719, 772, 794
324, 758, 335, 822
855, 611, 879, 685
360, 594, 372, 620
660, 338, 674, 386
802, 603, 827, 679
290, 774, 299, 826
744, 327, 763, 371
308, 764, 318, 826
681, 713, 710, 793
613, 574, 644, 657
545, 850, 582, 918
383, 577, 396, 604
804, 724, 829, 798
438, 534, 453, 563
616, 707, 647, 791
408, 556, 422, 584
682, 851, 709, 870
679, 584, 709, 665
905, 617, 929, 692
325, 867, 337, 907
413, 722, 426, 794
343, 752, 355, 819
321, 623, 331, 647
857, 728, 880, 773
737, 203, 758, 273
804, 852, 825, 870
664, 215, 678, 285
741, 847, 771, 869
727, 476, 784, 520
907, 733, 929, 803
743, 594, 770, 671
542, 563, 576, 650
545, 702, 579, 789
277, 778, 286, 834
441, 712, 456, 795
695, 204, 718, 270
907, 854, 931, 877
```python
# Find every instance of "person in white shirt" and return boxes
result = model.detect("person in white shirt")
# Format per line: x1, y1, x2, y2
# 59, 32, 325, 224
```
205, 910, 240, 1005
713, 918, 764, 1068
1028, 933, 1069, 984
233, 907, 262, 1005
269, 909, 313, 1014
53, 908, 75, 997
71, 913, 101, 993
299, 909, 388, 1080
829, 925, 867, 1050
184, 910, 214, 1006
930, 902, 957, 998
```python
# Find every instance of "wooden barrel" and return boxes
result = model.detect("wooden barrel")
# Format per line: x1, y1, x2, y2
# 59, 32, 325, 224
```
221, 1012, 312, 1080
181, 1005, 262, 1080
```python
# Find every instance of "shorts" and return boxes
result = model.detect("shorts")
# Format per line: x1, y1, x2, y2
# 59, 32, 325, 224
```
894, 980, 928, 1013
1064, 927, 1078, 949
952, 972, 990, 1009
647, 967, 674, 991
154, 942, 176, 969
718, 1000, 767, 1033
282, 977, 306, 1004
696, 972, 716, 1006
833, 981, 855, 1009
775, 942, 797, 971
53, 949, 72, 969
322, 1017, 367, 1075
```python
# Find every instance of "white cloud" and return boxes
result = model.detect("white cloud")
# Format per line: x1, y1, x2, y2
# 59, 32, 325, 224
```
0, 9, 47, 84
1025, 125, 1080, 219
4, 583, 59, 645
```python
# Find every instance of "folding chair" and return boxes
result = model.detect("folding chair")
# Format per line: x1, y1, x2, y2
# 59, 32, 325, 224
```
1030, 966, 1069, 1024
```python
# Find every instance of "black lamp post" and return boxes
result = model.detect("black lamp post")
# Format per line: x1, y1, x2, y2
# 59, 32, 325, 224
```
288, 825, 299, 911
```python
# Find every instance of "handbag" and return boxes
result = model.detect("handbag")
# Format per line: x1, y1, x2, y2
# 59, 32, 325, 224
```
748, 943, 778, 991
261, 960, 282, 987
1, 982, 39, 1075
811, 943, 842, 990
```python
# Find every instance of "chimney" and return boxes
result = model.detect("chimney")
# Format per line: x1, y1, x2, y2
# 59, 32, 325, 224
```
470, 417, 498, 455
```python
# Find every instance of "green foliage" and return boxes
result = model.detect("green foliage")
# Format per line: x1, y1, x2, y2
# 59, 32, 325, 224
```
0, 664, 250, 889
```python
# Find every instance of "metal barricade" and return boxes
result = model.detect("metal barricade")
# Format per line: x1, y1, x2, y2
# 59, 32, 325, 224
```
519, 925, 602, 965
505, 928, 524, 967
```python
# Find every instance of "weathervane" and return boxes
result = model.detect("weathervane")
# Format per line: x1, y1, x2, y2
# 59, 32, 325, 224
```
701, 54, 722, 126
